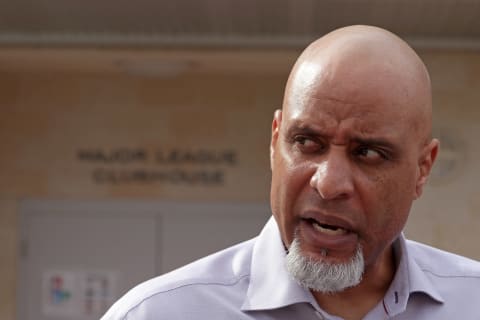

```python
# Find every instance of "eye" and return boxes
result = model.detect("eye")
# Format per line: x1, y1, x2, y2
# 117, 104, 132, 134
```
292, 135, 324, 153
354, 146, 388, 162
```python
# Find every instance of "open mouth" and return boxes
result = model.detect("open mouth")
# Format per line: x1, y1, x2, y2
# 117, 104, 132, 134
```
306, 218, 349, 236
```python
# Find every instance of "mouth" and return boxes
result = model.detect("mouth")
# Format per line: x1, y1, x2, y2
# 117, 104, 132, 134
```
307, 218, 349, 236
304, 217, 352, 236
298, 216, 358, 254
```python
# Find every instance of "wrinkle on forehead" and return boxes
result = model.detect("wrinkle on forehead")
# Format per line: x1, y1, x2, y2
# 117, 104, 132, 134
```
287, 101, 403, 146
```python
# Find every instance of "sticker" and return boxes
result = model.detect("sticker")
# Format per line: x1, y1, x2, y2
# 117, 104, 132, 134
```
82, 271, 117, 316
42, 269, 118, 318
42, 270, 77, 317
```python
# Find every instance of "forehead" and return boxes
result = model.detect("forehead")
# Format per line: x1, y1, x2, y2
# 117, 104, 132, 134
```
282, 48, 431, 146
286, 93, 410, 139
284, 56, 425, 139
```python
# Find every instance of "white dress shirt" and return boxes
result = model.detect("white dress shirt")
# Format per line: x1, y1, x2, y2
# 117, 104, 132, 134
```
101, 217, 480, 319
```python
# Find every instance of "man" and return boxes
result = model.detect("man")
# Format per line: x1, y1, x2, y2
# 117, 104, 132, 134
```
102, 25, 480, 320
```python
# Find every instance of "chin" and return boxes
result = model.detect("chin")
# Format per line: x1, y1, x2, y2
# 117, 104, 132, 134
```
286, 237, 365, 293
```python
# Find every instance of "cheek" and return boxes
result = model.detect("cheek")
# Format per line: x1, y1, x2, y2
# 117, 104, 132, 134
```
270, 150, 315, 243
272, 162, 311, 213
362, 168, 416, 236
274, 146, 313, 197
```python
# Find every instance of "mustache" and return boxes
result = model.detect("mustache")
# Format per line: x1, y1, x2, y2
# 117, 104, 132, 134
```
298, 192, 359, 218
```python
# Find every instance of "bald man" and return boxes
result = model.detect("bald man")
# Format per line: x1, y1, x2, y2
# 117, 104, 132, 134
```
102, 26, 480, 320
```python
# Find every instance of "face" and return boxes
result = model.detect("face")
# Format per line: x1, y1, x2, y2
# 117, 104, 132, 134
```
270, 65, 437, 273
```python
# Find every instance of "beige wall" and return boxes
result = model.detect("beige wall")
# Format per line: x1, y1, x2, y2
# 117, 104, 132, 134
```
1, 48, 479, 319
406, 51, 480, 257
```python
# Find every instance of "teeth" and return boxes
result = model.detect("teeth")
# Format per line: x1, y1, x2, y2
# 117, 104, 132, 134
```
312, 221, 347, 236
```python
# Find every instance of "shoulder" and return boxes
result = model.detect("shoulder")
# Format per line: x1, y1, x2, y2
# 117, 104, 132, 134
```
101, 238, 256, 320
406, 239, 480, 278
404, 239, 480, 315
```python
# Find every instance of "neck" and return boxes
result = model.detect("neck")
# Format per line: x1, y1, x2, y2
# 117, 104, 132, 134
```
312, 245, 396, 320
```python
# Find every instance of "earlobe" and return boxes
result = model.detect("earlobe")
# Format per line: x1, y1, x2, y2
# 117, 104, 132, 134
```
415, 138, 440, 198
270, 110, 282, 170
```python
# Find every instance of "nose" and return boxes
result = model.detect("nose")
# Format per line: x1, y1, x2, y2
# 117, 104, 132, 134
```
309, 147, 355, 200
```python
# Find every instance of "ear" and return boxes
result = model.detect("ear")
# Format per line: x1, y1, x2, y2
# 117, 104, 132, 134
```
414, 138, 439, 199
270, 109, 282, 170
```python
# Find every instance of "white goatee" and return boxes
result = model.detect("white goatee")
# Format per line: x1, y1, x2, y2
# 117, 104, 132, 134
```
285, 237, 364, 294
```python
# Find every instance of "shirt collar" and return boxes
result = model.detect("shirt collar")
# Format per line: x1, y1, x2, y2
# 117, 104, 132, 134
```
241, 217, 445, 314
379, 234, 444, 316
241, 216, 318, 311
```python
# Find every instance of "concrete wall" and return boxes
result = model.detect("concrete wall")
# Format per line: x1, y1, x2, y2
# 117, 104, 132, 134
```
1, 48, 479, 319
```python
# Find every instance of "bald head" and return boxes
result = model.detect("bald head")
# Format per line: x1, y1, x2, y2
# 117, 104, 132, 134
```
284, 25, 433, 143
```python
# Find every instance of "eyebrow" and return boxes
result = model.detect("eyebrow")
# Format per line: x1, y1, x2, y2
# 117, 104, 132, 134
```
284, 122, 399, 151
283, 122, 330, 138
351, 137, 398, 150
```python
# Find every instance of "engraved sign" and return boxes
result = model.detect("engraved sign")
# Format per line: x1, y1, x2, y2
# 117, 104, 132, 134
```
77, 148, 237, 186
